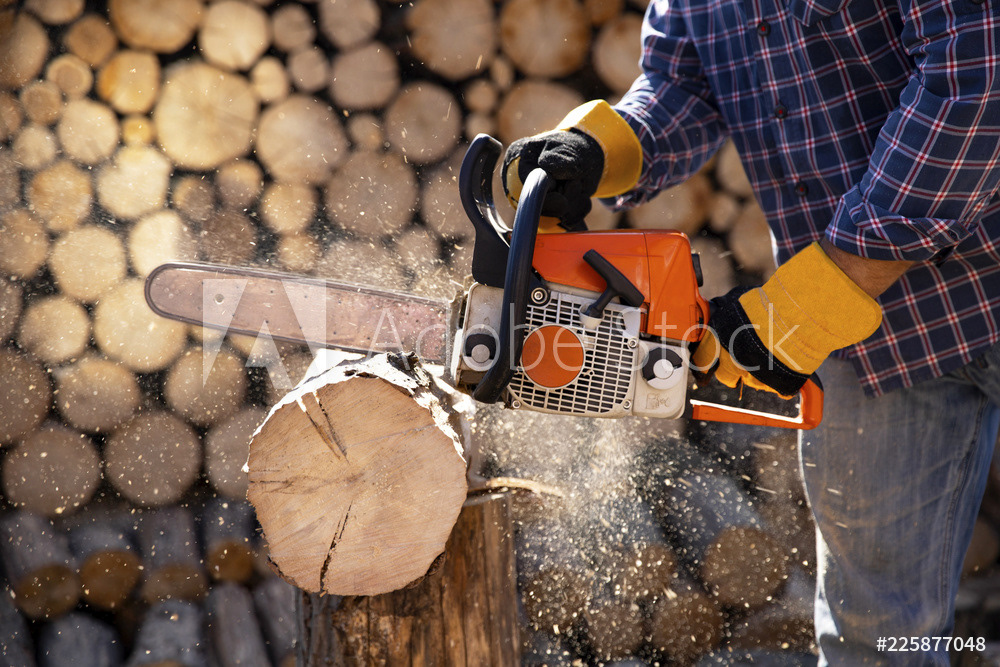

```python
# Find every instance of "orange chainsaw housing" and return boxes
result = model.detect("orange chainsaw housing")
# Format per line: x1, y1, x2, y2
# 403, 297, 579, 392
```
531, 230, 710, 343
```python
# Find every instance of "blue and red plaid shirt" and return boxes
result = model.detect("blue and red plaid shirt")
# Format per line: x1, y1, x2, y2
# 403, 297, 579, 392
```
613, 0, 1000, 396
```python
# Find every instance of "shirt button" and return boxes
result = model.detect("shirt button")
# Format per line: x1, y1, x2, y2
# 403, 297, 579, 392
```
774, 104, 788, 119
756, 21, 771, 36
794, 182, 809, 196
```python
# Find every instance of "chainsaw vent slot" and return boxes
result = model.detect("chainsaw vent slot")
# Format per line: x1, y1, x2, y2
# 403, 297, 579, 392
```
509, 291, 635, 415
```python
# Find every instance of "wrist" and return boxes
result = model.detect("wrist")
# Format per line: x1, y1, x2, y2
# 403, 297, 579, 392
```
556, 100, 642, 197
738, 242, 882, 373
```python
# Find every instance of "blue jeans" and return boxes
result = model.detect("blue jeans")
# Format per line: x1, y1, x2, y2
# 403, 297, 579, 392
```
799, 348, 1000, 666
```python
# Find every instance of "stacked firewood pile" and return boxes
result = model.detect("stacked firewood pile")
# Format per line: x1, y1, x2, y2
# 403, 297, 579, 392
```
1, 0, 998, 665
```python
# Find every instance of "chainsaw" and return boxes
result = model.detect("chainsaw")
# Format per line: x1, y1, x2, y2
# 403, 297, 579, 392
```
144, 134, 822, 430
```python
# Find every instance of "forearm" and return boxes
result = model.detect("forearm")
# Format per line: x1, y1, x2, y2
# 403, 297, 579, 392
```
819, 239, 913, 299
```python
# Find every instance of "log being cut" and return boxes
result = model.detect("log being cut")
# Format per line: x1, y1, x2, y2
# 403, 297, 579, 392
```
247, 353, 468, 596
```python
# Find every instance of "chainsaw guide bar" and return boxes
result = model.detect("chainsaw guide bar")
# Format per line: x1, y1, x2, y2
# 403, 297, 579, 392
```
144, 262, 458, 365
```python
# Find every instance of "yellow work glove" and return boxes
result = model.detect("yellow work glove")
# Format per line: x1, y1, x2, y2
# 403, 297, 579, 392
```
691, 242, 883, 397
502, 100, 643, 232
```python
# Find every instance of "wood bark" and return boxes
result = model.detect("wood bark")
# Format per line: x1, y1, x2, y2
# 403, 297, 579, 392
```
93, 279, 187, 373
0, 347, 52, 446
136, 506, 208, 604
105, 411, 202, 507
38, 612, 123, 667
297, 492, 519, 666
0, 511, 80, 620
1, 422, 101, 517
385, 82, 462, 165
206, 582, 271, 667
247, 353, 468, 596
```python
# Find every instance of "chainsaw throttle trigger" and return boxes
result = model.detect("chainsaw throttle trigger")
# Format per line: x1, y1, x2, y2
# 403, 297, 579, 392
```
580, 249, 645, 329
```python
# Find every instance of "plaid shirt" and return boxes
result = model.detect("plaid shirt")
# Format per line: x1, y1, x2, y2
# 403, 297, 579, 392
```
614, 0, 1000, 396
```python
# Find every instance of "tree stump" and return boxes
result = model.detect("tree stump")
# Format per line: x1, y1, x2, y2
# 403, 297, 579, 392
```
296, 492, 520, 666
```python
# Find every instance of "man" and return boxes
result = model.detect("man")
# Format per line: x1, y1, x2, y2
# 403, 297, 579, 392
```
503, 1, 1000, 664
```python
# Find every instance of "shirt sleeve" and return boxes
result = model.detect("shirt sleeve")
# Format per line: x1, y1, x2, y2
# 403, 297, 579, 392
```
826, 2, 1000, 262
611, 0, 728, 209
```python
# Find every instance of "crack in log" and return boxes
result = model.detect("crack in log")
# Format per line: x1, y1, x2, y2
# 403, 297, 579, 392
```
320, 503, 352, 592
317, 400, 349, 460
301, 397, 345, 460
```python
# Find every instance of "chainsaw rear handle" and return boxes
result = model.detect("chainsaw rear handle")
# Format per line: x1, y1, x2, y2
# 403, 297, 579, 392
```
688, 375, 824, 430
472, 166, 553, 403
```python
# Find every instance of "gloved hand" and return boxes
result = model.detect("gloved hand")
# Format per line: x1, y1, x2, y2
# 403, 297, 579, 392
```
502, 100, 642, 231
691, 242, 883, 397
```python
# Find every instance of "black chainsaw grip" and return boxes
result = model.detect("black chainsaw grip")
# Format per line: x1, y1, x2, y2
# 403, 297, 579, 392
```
472, 167, 553, 404
458, 134, 511, 289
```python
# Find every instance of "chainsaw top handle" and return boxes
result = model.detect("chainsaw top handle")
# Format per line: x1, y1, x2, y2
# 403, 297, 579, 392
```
470, 162, 553, 403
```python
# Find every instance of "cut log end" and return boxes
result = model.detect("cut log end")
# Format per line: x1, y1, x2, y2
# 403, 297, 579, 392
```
248, 354, 468, 596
